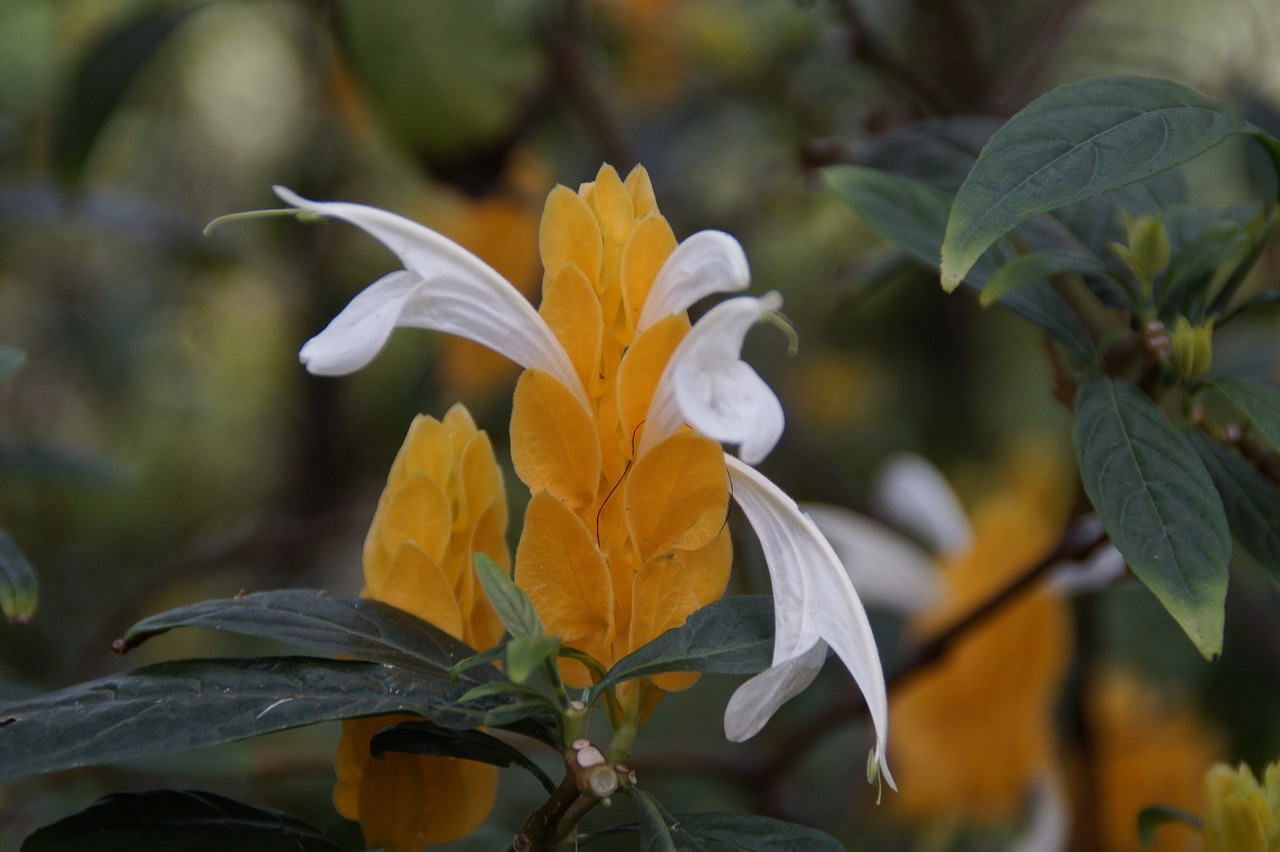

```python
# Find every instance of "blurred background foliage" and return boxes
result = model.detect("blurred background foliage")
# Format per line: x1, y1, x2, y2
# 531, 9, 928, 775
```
2, 0, 1280, 849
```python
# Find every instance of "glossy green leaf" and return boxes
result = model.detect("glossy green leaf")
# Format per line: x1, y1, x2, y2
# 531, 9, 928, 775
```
52, 7, 195, 188
1137, 804, 1202, 845
0, 345, 25, 377
1075, 375, 1230, 657
980, 249, 1108, 306
1211, 378, 1280, 452
369, 719, 557, 793
121, 590, 496, 683
941, 76, 1273, 290
619, 789, 843, 851
1192, 430, 1280, 576
0, 529, 37, 625
588, 597, 774, 703
473, 553, 543, 640
0, 657, 490, 781
20, 789, 345, 852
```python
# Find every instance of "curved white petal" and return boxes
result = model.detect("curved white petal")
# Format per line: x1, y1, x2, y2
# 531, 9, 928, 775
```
636, 230, 750, 332
1048, 541, 1127, 595
724, 642, 826, 742
804, 503, 941, 614
1009, 772, 1070, 852
277, 187, 586, 403
724, 455, 893, 789
643, 294, 784, 464
872, 453, 972, 557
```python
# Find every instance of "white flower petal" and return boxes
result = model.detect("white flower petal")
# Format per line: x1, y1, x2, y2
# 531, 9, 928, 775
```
1048, 540, 1127, 594
277, 187, 586, 403
804, 503, 942, 614
1009, 772, 1070, 852
636, 230, 750, 332
724, 454, 894, 789
724, 642, 826, 742
872, 453, 972, 556
643, 294, 784, 464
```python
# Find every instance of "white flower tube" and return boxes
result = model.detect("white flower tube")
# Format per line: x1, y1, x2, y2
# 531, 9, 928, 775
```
723, 455, 894, 789
275, 187, 587, 406
636, 230, 751, 332
643, 294, 785, 465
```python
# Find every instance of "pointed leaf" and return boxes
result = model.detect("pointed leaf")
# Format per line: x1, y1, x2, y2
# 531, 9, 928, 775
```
369, 720, 557, 794
121, 590, 497, 684
619, 789, 843, 851
474, 553, 543, 639
20, 789, 345, 852
506, 634, 561, 685
0, 657, 495, 781
588, 597, 773, 703
1191, 430, 1280, 576
0, 345, 25, 378
1074, 375, 1229, 657
1211, 378, 1280, 452
941, 76, 1276, 289
1137, 804, 1202, 845
0, 529, 37, 625
979, 248, 1109, 306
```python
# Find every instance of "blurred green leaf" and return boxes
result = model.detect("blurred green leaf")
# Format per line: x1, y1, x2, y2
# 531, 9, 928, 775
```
0, 528, 36, 625
53, 6, 196, 188
1075, 375, 1230, 658
979, 248, 1108, 306
1157, 218, 1252, 320
1136, 804, 1202, 846
20, 789, 345, 852
588, 596, 773, 703
0, 656, 498, 782
1192, 430, 1280, 576
122, 590, 494, 683
0, 345, 25, 377
941, 76, 1277, 290
369, 719, 557, 793
1210, 378, 1280, 452
473, 553, 543, 640
619, 788, 843, 851
506, 634, 561, 685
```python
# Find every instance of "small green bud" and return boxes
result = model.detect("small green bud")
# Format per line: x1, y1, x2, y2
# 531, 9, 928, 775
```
1170, 316, 1214, 380
1111, 212, 1171, 297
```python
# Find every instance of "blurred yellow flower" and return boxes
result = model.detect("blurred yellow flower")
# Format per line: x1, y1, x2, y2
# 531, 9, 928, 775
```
889, 444, 1073, 822
1204, 759, 1280, 852
332, 405, 508, 851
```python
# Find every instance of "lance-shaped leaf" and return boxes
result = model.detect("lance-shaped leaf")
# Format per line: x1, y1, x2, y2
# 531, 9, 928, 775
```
941, 76, 1280, 290
1191, 430, 1280, 577
0, 529, 37, 625
119, 590, 495, 683
979, 248, 1109, 307
0, 657, 494, 781
619, 788, 843, 852
1211, 378, 1280, 453
473, 554, 543, 639
588, 596, 773, 703
0, 345, 25, 377
21, 789, 345, 852
369, 720, 557, 794
1074, 375, 1230, 657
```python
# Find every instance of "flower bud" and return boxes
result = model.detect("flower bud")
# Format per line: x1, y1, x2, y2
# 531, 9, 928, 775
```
1171, 316, 1214, 380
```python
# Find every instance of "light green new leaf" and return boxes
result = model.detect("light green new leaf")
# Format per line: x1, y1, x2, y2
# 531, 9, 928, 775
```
0, 346, 25, 378
1191, 430, 1280, 577
505, 634, 561, 685
0, 529, 37, 625
1074, 376, 1230, 657
1211, 378, 1280, 452
21, 789, 345, 852
473, 553, 543, 640
941, 76, 1278, 290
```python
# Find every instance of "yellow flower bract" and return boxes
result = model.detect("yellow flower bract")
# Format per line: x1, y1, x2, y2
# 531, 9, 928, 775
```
1204, 759, 1280, 852
512, 164, 732, 704
333, 404, 508, 851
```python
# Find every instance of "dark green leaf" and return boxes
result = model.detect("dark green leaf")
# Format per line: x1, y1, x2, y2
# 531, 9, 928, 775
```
0, 528, 37, 625
369, 720, 557, 794
477, 693, 561, 733
1219, 289, 1280, 325
506, 634, 561, 685
0, 656, 491, 781
21, 789, 344, 852
1157, 218, 1252, 319
473, 553, 543, 639
589, 597, 774, 703
53, 7, 196, 188
449, 645, 506, 680
942, 76, 1265, 289
0, 345, 25, 378
1211, 378, 1280, 452
121, 590, 495, 683
1075, 376, 1230, 657
618, 789, 843, 851
1137, 804, 1202, 845
980, 248, 1109, 306
1191, 430, 1280, 575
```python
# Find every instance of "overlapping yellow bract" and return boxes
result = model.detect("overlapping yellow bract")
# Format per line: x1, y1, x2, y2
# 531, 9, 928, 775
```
512, 164, 732, 703
333, 405, 508, 852
1204, 759, 1280, 852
